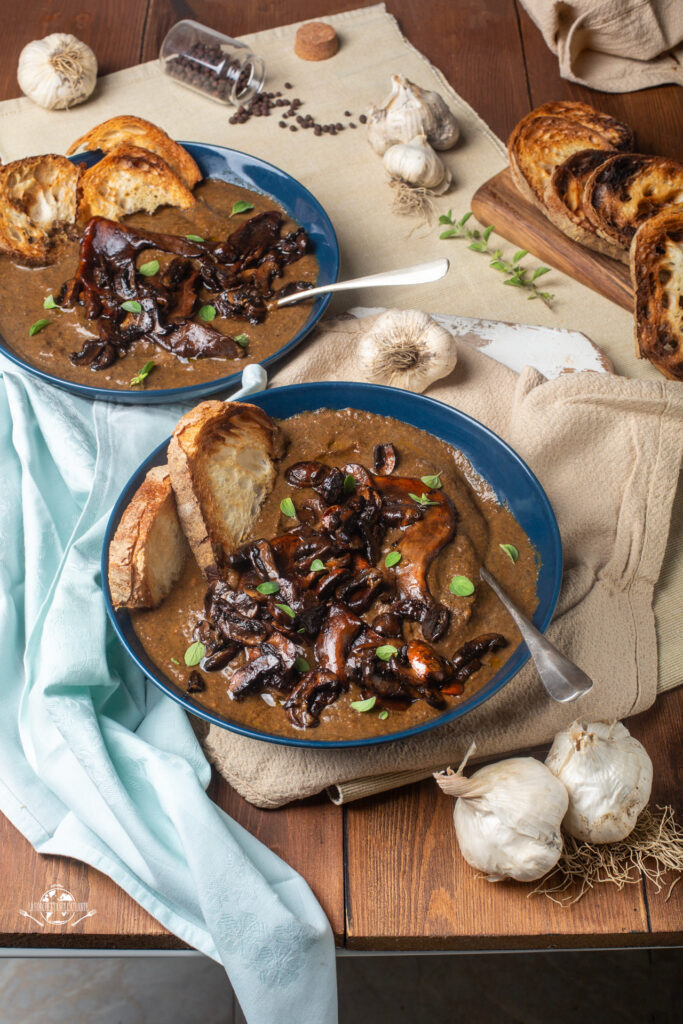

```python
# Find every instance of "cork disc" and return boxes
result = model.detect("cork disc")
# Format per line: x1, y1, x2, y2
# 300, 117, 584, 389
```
294, 22, 339, 61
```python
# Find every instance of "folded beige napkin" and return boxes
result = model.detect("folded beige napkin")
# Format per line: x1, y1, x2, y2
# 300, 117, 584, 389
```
520, 0, 683, 91
202, 314, 683, 808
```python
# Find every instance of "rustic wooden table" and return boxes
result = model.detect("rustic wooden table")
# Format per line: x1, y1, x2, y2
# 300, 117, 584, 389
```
1, 0, 681, 953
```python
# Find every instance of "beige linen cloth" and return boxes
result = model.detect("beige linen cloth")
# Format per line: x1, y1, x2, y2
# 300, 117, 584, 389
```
0, 5, 680, 804
520, 0, 683, 91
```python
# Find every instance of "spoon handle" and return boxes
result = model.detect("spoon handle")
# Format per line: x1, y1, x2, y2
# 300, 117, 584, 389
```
480, 567, 593, 703
274, 258, 450, 308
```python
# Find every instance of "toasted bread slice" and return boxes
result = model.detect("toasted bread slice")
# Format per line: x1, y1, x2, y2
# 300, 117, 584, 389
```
108, 465, 189, 609
544, 149, 626, 261
630, 204, 683, 381
77, 143, 195, 222
0, 154, 78, 266
168, 401, 282, 578
584, 153, 683, 251
67, 115, 201, 189
508, 101, 633, 210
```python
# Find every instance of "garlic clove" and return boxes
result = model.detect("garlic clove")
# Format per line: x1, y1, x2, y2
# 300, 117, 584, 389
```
436, 756, 569, 883
358, 309, 457, 394
545, 720, 653, 844
383, 134, 451, 193
367, 74, 460, 156
17, 33, 97, 111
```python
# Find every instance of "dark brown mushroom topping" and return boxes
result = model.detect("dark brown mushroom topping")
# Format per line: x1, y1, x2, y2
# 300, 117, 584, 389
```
187, 670, 206, 694
283, 670, 343, 728
373, 443, 398, 475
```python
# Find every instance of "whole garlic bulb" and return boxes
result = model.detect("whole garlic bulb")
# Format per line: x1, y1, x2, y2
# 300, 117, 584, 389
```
358, 309, 457, 393
383, 134, 451, 194
436, 757, 568, 882
367, 74, 460, 155
545, 720, 653, 844
18, 34, 97, 110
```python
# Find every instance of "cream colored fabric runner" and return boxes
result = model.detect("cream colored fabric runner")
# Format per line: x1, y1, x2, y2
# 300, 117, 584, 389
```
0, 5, 680, 804
520, 0, 683, 92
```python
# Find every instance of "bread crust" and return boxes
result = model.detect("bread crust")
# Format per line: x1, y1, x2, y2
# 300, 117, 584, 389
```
543, 149, 626, 261
67, 115, 201, 189
108, 465, 188, 608
0, 154, 79, 266
630, 204, 683, 381
584, 153, 683, 250
77, 142, 195, 222
167, 401, 281, 578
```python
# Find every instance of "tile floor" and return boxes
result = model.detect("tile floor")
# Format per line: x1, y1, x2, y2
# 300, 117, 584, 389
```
0, 949, 679, 1023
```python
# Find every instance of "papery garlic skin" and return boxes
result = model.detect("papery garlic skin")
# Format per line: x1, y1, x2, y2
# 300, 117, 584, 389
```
358, 309, 457, 393
545, 720, 653, 844
436, 757, 568, 882
367, 74, 460, 155
383, 134, 452, 194
18, 34, 97, 110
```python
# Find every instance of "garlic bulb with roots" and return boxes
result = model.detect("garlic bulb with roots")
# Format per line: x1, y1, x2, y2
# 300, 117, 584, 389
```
367, 74, 460, 155
358, 309, 457, 393
545, 720, 653, 844
383, 135, 451, 194
17, 34, 97, 110
436, 754, 568, 882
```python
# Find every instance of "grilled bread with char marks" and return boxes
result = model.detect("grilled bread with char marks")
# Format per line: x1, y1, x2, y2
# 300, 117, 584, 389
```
630, 204, 683, 381
108, 465, 189, 609
584, 153, 683, 252
544, 149, 625, 261
0, 154, 79, 266
167, 401, 282, 579
67, 115, 202, 190
508, 101, 633, 210
77, 142, 195, 222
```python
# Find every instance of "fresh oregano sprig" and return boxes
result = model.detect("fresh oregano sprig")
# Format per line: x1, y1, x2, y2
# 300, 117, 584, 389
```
439, 211, 554, 307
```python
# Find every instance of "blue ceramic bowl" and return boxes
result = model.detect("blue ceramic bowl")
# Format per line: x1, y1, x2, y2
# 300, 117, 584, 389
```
0, 143, 339, 404
103, 383, 562, 748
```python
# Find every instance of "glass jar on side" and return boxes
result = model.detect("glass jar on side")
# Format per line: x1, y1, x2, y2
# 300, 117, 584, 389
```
159, 20, 265, 106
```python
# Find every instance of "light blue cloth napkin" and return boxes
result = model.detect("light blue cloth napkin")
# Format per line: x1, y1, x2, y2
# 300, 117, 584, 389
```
0, 359, 337, 1024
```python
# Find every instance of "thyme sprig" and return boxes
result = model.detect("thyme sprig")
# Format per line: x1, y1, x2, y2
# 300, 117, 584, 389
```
439, 211, 554, 307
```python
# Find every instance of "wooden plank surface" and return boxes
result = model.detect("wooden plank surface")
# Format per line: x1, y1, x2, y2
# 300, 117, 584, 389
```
0, 0, 681, 953
471, 168, 633, 311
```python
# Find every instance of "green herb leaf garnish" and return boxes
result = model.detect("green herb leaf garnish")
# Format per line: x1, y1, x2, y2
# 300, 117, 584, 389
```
185, 234, 204, 242
409, 492, 438, 507
139, 259, 160, 277
449, 575, 475, 597
43, 295, 59, 310
199, 304, 216, 322
129, 360, 155, 387
310, 558, 326, 573
343, 473, 356, 495
499, 543, 519, 563
231, 200, 254, 216
350, 696, 377, 712
295, 656, 310, 673
120, 300, 142, 314
170, 657, 180, 665
280, 497, 296, 518
376, 644, 398, 661
275, 602, 296, 618
256, 581, 280, 595
420, 472, 442, 490
385, 550, 402, 568
234, 333, 250, 347
184, 641, 206, 666
29, 318, 51, 336
379, 709, 389, 721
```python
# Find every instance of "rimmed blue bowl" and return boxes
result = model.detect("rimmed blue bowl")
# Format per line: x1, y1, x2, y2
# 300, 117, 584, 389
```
102, 382, 563, 748
0, 143, 339, 404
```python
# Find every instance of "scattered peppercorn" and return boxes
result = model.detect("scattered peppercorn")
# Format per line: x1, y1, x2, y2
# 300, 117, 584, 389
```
359, 113, 367, 124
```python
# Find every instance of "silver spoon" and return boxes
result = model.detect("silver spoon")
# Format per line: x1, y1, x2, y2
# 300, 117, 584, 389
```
273, 257, 450, 308
480, 567, 593, 703
227, 363, 267, 400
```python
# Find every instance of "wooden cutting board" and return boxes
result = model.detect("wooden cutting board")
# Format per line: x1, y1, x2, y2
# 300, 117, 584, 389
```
471, 168, 633, 312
